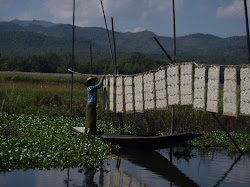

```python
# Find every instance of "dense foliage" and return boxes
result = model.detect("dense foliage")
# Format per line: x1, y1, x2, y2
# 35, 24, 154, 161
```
0, 113, 112, 172
0, 52, 81, 73
0, 52, 168, 74
188, 131, 250, 153
0, 75, 249, 174
0, 51, 247, 75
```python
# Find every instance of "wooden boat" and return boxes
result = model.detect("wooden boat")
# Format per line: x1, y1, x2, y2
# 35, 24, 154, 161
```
72, 127, 203, 150
102, 132, 203, 150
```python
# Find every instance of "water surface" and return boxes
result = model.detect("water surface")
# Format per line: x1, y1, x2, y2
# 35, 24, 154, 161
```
0, 148, 249, 187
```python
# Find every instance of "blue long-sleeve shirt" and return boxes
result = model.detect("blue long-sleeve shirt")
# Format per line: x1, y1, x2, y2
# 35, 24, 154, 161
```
87, 81, 103, 103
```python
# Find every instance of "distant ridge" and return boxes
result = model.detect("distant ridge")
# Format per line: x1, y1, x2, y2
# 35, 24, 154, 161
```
10, 19, 55, 27
0, 20, 248, 61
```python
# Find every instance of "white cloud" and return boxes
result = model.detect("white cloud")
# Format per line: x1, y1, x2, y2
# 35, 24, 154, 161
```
0, 0, 50, 21
148, 0, 183, 12
147, 0, 172, 12
44, 0, 184, 27
17, 8, 47, 21
125, 27, 146, 33
44, 0, 72, 23
44, 0, 134, 27
140, 0, 183, 21
216, 0, 249, 18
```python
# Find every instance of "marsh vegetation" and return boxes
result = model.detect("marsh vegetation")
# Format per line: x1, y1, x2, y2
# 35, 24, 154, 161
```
0, 72, 250, 172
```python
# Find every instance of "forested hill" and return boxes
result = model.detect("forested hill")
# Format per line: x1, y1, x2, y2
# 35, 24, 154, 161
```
0, 19, 248, 62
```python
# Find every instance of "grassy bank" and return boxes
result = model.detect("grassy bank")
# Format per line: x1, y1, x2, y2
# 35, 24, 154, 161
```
1, 72, 250, 133
0, 72, 91, 117
0, 72, 250, 154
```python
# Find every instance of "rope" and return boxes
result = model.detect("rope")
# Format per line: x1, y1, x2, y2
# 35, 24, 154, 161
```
68, 63, 250, 78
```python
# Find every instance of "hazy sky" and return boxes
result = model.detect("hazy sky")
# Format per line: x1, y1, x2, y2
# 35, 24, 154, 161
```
0, 0, 249, 37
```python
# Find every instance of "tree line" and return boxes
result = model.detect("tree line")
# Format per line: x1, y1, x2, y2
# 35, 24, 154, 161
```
0, 52, 169, 75
0, 51, 247, 75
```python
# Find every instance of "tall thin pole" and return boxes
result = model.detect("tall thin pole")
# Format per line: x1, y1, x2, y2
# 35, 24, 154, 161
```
210, 112, 243, 154
172, 0, 176, 63
90, 44, 93, 74
153, 37, 174, 63
66, 168, 70, 187
171, 0, 176, 135
70, 0, 75, 117
111, 17, 117, 75
111, 17, 124, 134
171, 106, 175, 134
244, 0, 250, 64
100, 0, 114, 67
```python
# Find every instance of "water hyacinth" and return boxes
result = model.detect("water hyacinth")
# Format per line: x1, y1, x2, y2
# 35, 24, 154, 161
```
0, 113, 111, 172
188, 131, 250, 153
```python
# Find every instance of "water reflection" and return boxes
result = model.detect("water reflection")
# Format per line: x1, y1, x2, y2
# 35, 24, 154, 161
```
0, 149, 250, 187
214, 154, 242, 187
104, 164, 147, 187
83, 171, 98, 187
114, 148, 198, 187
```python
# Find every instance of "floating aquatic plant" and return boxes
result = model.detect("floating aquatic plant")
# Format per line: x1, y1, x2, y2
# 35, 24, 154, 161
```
188, 131, 250, 153
0, 113, 111, 172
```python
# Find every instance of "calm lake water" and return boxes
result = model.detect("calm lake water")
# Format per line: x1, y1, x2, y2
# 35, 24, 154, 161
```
0, 148, 249, 187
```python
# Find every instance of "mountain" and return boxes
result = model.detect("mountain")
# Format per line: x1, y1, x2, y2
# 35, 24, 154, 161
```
10, 19, 55, 27
0, 20, 248, 62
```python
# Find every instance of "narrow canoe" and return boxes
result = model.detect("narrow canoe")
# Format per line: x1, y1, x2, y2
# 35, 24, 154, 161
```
72, 127, 203, 150
102, 132, 203, 150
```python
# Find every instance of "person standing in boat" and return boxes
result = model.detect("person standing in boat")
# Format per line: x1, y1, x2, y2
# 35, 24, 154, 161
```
85, 75, 105, 135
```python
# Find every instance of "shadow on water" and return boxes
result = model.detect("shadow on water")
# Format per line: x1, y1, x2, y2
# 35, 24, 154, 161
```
114, 148, 199, 187
98, 148, 245, 187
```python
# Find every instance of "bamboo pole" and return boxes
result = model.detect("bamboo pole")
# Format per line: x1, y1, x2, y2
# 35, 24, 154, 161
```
153, 37, 174, 63
66, 168, 70, 187
172, 0, 176, 63
90, 44, 93, 74
100, 0, 114, 67
111, 17, 117, 75
171, 0, 176, 135
70, 0, 75, 117
111, 17, 124, 135
207, 1, 249, 154
244, 0, 250, 64
210, 112, 243, 154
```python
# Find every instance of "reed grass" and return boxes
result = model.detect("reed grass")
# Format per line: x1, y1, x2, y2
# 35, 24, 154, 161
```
1, 72, 249, 172
1, 72, 249, 135
0, 72, 86, 83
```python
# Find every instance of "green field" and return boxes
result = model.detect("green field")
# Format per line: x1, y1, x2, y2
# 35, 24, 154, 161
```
1, 72, 249, 133
0, 71, 250, 164
0, 72, 89, 117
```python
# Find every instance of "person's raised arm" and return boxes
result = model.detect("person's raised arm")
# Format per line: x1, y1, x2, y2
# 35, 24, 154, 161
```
101, 75, 105, 82
89, 75, 105, 90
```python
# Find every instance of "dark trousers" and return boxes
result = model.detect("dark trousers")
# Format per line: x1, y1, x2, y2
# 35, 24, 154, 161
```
85, 102, 97, 135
